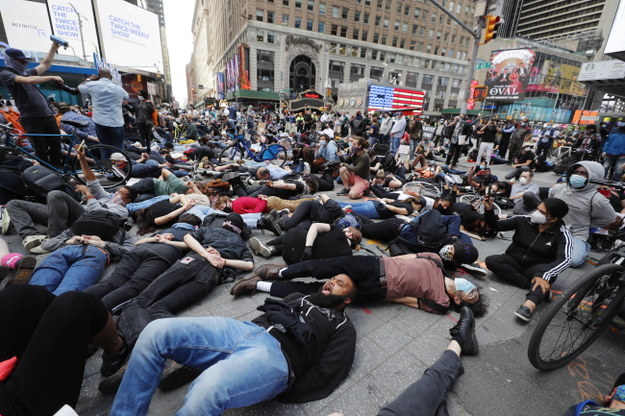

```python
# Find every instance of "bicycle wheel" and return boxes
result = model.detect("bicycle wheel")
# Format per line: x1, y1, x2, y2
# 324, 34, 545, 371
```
528, 263, 625, 371
72, 145, 133, 190
218, 145, 246, 164
261, 144, 287, 167
402, 181, 441, 199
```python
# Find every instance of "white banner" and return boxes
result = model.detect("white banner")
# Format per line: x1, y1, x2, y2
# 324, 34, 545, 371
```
605, 0, 625, 55
47, 0, 100, 60
0, 0, 51, 52
94, 0, 163, 73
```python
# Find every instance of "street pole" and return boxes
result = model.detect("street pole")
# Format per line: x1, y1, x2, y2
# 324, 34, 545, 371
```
426, 0, 484, 115
69, 2, 87, 61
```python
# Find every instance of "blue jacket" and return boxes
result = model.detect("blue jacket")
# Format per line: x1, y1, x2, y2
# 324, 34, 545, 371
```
603, 127, 625, 156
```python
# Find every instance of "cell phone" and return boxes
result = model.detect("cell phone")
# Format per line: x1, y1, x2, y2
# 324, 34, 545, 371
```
76, 140, 86, 153
485, 186, 491, 197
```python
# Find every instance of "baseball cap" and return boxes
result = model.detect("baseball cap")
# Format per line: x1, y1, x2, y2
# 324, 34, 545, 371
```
4, 48, 32, 61
452, 242, 479, 265
109, 153, 126, 161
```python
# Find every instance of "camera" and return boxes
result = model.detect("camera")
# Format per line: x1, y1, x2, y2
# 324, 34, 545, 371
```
50, 35, 69, 48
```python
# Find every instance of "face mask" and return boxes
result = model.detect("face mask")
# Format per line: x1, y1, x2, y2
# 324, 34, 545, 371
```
455, 278, 476, 296
569, 174, 588, 189
618, 121, 625, 127
519, 177, 528, 185
319, 140, 326, 145
530, 210, 547, 224
438, 245, 454, 262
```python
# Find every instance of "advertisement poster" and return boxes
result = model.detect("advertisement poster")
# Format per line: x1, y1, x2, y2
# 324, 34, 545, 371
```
216, 72, 225, 99
0, 0, 51, 52
486, 49, 536, 101
47, 0, 100, 59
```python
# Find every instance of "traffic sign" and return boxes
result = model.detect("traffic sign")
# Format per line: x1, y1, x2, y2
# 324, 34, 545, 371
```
474, 62, 492, 70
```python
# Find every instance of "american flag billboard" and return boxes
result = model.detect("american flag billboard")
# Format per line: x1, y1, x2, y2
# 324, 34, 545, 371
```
367, 84, 426, 115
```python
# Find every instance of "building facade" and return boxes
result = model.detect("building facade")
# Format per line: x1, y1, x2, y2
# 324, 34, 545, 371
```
190, 0, 478, 114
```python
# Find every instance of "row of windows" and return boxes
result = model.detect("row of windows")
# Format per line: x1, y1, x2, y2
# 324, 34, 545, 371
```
265, 0, 474, 17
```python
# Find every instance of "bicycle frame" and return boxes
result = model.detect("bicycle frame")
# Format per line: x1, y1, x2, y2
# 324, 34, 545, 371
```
229, 134, 272, 162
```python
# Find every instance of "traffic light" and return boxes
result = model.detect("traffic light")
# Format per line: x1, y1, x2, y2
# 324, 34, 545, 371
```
483, 15, 501, 44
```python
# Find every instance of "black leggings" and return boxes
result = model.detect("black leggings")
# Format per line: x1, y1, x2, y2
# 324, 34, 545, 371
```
361, 218, 405, 241
485, 254, 552, 305
370, 185, 400, 200
0, 285, 108, 416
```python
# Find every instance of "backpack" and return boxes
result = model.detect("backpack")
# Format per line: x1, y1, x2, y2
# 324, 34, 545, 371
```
381, 153, 397, 173
70, 210, 125, 241
352, 118, 365, 135
21, 165, 80, 203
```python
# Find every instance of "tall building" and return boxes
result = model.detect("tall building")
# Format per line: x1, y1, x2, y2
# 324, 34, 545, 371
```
190, 0, 478, 113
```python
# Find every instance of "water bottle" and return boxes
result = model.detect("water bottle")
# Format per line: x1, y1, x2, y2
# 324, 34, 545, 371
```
50, 35, 69, 48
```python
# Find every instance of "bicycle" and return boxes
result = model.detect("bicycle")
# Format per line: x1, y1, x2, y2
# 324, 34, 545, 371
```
402, 180, 442, 199
527, 250, 625, 371
0, 121, 133, 190
458, 192, 502, 216
218, 132, 287, 167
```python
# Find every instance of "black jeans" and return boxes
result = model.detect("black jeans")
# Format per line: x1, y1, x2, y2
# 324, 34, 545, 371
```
0, 285, 108, 416
84, 243, 183, 310
378, 350, 463, 416
20, 116, 62, 167
116, 253, 221, 347
485, 254, 551, 304
278, 256, 386, 301
445, 143, 462, 166
361, 218, 405, 241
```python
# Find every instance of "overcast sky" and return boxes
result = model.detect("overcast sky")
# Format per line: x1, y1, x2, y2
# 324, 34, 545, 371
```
163, 0, 194, 105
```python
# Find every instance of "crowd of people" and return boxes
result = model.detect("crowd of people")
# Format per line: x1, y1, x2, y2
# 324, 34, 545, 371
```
0, 42, 625, 416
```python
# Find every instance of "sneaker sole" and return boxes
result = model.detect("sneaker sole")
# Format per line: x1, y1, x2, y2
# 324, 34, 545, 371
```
158, 364, 202, 391
9, 256, 37, 285
514, 311, 531, 322
23, 236, 46, 251
249, 238, 273, 258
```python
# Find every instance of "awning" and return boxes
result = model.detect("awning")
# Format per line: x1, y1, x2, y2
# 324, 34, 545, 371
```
579, 78, 625, 99
226, 90, 280, 101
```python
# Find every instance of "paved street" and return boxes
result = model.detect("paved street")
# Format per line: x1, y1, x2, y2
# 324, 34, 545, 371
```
3, 159, 623, 416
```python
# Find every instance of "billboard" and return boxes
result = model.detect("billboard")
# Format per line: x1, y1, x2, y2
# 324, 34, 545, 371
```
605, 0, 625, 58
0, 0, 51, 52
216, 72, 225, 99
579, 60, 625, 81
47, 0, 100, 59
486, 49, 535, 100
95, 0, 163, 73
367, 84, 425, 115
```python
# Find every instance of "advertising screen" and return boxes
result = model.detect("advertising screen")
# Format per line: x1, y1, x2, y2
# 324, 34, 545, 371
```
605, 0, 625, 58
0, 0, 51, 52
47, 0, 100, 59
486, 49, 535, 101
95, 0, 163, 73
367, 84, 425, 115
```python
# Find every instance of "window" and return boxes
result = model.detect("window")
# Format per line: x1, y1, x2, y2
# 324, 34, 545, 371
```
364, 12, 369, 23
399, 39, 405, 48
373, 33, 379, 43
394, 21, 399, 31
383, 18, 389, 29
392, 37, 398, 47
257, 68, 274, 82
283, 0, 288, 5
353, 28, 359, 39
256, 30, 264, 41
428, 29, 434, 38
452, 78, 461, 89
342, 7, 349, 19
381, 35, 387, 44
307, 0, 314, 11
404, 4, 410, 15
422, 74, 433, 85
295, 17, 301, 28
355, 10, 361, 21
340, 26, 347, 37
282, 14, 289, 25
351, 47, 359, 57
438, 77, 449, 87
412, 24, 417, 34
396, 2, 402, 12
414, 8, 420, 17
385, 0, 391, 10
402, 23, 408, 32
361, 30, 368, 41
256, 10, 264, 21
371, 50, 378, 60
375, 15, 381, 25
267, 32, 275, 43
360, 48, 367, 58
377, 0, 382, 8
319, 3, 326, 14
257, 50, 274, 63
318, 22, 325, 33
440, 48, 446, 56
331, 24, 338, 35
267, 11, 274, 23
295, 0, 301, 8
329, 60, 345, 72
332, 6, 339, 17
388, 53, 395, 63
406, 72, 418, 87
339, 44, 346, 54
370, 66, 384, 80
306, 19, 313, 30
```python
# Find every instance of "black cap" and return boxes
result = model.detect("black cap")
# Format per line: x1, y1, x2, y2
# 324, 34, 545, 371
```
4, 48, 31, 61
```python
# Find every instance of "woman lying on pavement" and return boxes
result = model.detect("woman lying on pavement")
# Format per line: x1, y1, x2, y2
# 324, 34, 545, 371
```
336, 197, 424, 219
230, 249, 487, 318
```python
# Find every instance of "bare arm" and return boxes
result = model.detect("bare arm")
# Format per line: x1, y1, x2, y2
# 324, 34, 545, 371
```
34, 42, 60, 75
75, 146, 96, 181
14, 75, 64, 85
222, 258, 254, 271
305, 223, 332, 246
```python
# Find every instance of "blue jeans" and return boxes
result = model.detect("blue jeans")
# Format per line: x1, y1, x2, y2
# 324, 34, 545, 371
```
95, 123, 125, 159
111, 317, 289, 416
29, 245, 108, 295
570, 237, 590, 268
603, 155, 625, 181
337, 200, 381, 219
390, 133, 402, 154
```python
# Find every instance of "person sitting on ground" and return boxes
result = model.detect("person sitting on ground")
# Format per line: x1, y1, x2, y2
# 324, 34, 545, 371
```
231, 252, 487, 318
0, 285, 127, 416
484, 198, 573, 322
5, 146, 133, 253
337, 137, 372, 199
109, 283, 357, 414
314, 133, 340, 167
249, 221, 361, 264
508, 170, 541, 215
505, 145, 535, 180
564, 374, 625, 416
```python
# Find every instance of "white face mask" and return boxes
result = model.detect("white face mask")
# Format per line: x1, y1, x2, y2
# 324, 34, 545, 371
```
530, 211, 547, 225
519, 177, 529, 185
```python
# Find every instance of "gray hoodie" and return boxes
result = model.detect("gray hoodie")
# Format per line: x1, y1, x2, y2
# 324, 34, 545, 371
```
549, 161, 616, 240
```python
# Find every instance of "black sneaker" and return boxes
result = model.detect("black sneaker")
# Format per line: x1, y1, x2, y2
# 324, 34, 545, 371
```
449, 306, 479, 356
258, 214, 282, 236
514, 305, 533, 322
100, 340, 130, 377
98, 363, 128, 395
158, 362, 202, 391
336, 187, 350, 196
462, 263, 488, 278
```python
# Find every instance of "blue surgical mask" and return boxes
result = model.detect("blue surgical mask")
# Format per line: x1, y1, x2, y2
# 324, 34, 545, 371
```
455, 278, 476, 295
569, 174, 588, 189
320, 140, 326, 145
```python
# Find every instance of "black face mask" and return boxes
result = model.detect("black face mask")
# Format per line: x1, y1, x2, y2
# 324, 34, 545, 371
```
308, 292, 349, 309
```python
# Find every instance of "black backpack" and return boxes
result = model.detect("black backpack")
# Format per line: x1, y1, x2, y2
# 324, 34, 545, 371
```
71, 210, 125, 241
381, 154, 397, 173
21, 165, 80, 203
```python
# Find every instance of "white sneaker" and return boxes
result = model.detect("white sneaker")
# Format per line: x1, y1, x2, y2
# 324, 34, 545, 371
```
22, 234, 47, 250
30, 244, 50, 254
0, 207, 10, 235
249, 237, 274, 258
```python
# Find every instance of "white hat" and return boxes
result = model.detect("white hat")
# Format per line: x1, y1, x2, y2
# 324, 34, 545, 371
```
109, 152, 126, 161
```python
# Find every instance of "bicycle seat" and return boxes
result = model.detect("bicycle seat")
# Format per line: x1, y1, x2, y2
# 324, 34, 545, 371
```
63, 119, 89, 129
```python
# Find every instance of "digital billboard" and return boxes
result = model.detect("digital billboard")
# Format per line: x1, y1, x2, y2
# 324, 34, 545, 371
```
486, 49, 535, 101
0, 0, 51, 52
47, 0, 100, 59
367, 84, 425, 115
605, 0, 625, 59
95, 0, 163, 73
